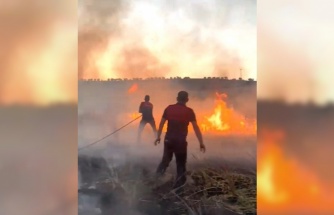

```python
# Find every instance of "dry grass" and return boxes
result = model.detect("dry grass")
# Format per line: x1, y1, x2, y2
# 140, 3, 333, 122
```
79, 156, 256, 215
152, 167, 256, 215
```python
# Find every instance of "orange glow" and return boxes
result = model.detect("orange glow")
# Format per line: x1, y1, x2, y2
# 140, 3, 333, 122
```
258, 129, 334, 214
0, 23, 76, 106
129, 112, 141, 120
199, 93, 256, 136
128, 83, 138, 94
79, 2, 256, 80
129, 112, 167, 132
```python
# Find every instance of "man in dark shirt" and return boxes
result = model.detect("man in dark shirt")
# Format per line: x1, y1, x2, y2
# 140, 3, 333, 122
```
154, 91, 206, 190
137, 95, 157, 143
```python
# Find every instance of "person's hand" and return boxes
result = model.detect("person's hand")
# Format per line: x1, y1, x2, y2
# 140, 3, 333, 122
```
154, 138, 161, 146
200, 143, 206, 153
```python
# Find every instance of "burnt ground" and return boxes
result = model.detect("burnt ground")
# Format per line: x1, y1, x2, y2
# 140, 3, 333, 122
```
78, 138, 256, 215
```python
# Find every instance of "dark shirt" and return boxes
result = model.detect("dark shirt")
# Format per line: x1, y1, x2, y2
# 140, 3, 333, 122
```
139, 101, 154, 121
162, 103, 196, 139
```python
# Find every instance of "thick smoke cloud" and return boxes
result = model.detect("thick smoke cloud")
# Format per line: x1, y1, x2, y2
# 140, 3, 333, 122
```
0, 1, 77, 215
79, 0, 256, 79
0, 0, 77, 105
0, 105, 77, 215
258, 0, 334, 104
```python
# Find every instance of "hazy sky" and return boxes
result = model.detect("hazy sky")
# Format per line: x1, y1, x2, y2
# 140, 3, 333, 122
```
258, 0, 334, 104
78, 0, 257, 79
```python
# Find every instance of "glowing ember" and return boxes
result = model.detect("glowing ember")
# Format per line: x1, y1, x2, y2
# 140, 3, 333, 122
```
128, 83, 138, 94
200, 93, 256, 135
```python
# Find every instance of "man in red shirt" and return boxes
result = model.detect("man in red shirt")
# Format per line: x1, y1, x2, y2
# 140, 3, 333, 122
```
137, 95, 157, 143
154, 91, 206, 190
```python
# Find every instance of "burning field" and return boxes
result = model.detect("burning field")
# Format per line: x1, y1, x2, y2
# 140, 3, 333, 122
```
78, 0, 256, 212
257, 101, 334, 215
78, 78, 257, 215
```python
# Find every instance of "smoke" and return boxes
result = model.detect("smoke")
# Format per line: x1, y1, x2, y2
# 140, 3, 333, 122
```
78, 79, 256, 214
258, 101, 334, 184
78, 0, 256, 79
258, 0, 334, 105
0, 0, 77, 105
257, 1, 334, 213
78, 80, 256, 163
0, 105, 77, 215
0, 1, 77, 212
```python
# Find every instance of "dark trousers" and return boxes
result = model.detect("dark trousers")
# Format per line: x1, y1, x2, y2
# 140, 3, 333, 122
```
137, 119, 157, 142
156, 137, 187, 189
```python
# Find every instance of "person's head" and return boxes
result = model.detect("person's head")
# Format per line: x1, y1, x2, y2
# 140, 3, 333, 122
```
144, 95, 150, 102
177, 91, 189, 104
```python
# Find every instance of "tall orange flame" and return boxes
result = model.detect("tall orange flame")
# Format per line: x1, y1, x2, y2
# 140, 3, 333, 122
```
200, 92, 256, 135
258, 129, 334, 214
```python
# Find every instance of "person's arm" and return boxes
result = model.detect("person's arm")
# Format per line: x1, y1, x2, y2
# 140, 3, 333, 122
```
154, 117, 166, 145
190, 110, 206, 153
191, 121, 206, 152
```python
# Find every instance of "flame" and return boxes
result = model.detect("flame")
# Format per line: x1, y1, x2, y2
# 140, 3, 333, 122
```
79, 1, 256, 79
258, 129, 334, 214
128, 83, 138, 94
199, 93, 256, 135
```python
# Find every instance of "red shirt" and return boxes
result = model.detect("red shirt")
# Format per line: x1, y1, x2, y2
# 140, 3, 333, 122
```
162, 103, 196, 139
139, 101, 154, 121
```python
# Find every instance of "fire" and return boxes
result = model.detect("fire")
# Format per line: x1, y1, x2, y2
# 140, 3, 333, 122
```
128, 83, 138, 94
129, 112, 141, 120
257, 130, 289, 205
200, 93, 256, 135
79, 1, 256, 79
258, 129, 334, 214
